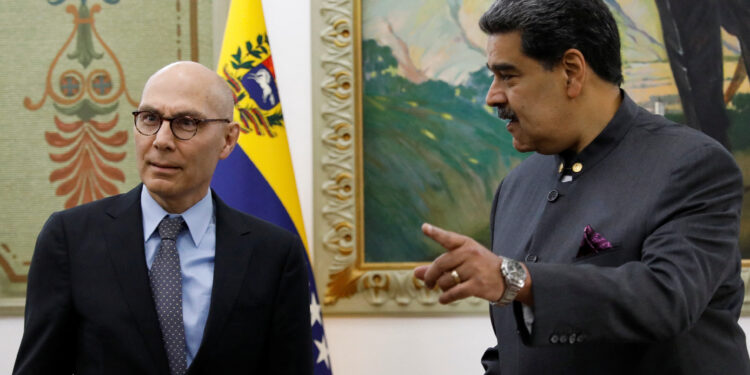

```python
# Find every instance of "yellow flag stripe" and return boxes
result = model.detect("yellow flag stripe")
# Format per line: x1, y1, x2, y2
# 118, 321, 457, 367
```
216, 0, 308, 251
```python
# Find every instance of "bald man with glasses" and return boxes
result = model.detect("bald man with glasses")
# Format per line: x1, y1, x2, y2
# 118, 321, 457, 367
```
14, 61, 313, 375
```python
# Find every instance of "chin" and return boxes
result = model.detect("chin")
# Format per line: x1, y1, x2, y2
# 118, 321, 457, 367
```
511, 139, 535, 153
142, 179, 176, 196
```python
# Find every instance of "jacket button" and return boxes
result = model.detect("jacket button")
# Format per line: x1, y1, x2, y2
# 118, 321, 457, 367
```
525, 254, 538, 263
569, 333, 577, 344
549, 334, 559, 344
559, 335, 568, 343
576, 334, 586, 343
547, 190, 559, 202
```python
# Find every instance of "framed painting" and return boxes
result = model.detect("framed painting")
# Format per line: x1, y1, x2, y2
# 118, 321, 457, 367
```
0, 0, 214, 314
313, 0, 750, 314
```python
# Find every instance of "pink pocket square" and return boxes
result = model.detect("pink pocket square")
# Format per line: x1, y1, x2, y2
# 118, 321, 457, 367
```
577, 225, 613, 258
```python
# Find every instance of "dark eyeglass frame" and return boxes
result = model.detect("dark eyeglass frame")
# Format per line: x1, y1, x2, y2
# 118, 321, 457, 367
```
132, 110, 231, 140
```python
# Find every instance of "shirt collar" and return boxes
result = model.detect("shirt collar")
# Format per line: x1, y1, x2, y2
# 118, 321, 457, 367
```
555, 90, 638, 178
141, 187, 214, 247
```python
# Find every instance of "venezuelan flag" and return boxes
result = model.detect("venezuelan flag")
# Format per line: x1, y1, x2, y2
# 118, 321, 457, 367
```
211, 1, 332, 374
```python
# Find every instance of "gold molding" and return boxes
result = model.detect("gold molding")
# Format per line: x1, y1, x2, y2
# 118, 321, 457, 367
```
312, 0, 485, 313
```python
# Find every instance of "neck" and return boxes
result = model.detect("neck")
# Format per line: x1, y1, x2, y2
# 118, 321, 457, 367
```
570, 84, 622, 153
146, 187, 208, 214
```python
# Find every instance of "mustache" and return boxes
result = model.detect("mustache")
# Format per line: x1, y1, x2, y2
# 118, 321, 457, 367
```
497, 105, 517, 121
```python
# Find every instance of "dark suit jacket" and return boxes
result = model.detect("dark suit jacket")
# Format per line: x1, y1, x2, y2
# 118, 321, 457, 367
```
482, 94, 750, 374
13, 185, 313, 374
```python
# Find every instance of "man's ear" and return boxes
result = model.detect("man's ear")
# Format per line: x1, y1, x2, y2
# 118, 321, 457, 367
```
219, 122, 240, 160
561, 48, 585, 98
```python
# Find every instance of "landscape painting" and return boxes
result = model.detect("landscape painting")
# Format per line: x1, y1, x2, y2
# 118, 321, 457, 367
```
360, 0, 750, 263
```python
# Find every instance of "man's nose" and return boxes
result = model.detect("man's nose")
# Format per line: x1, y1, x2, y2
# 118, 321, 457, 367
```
485, 78, 507, 107
153, 119, 176, 148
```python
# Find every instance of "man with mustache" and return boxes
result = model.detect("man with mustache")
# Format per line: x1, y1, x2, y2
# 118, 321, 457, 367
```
14, 61, 313, 374
415, 0, 750, 373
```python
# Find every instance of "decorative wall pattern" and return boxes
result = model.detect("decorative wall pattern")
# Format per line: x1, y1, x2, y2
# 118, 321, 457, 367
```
0, 0, 213, 312
24, 1, 136, 209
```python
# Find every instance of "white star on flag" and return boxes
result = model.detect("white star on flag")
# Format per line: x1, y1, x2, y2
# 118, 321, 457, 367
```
314, 335, 331, 369
310, 291, 322, 327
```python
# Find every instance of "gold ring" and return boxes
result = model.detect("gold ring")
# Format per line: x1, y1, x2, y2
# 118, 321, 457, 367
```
450, 270, 461, 285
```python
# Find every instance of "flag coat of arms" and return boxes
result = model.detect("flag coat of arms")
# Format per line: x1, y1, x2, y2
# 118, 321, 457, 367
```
211, 1, 332, 374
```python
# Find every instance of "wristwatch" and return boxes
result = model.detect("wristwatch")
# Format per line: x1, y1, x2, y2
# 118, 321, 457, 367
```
491, 257, 526, 306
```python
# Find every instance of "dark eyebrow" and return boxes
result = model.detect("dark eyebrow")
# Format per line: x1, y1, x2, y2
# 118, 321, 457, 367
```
486, 62, 519, 73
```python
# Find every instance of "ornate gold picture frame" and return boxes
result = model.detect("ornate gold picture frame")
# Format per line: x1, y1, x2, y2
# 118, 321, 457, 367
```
312, 0, 494, 314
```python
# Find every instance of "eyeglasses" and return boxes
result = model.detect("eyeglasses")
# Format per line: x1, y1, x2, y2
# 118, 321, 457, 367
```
132, 111, 231, 140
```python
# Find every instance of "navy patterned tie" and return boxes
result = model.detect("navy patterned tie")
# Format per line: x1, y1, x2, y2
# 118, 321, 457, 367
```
149, 216, 188, 375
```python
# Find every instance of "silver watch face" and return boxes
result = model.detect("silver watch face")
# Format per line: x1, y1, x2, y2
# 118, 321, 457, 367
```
493, 257, 526, 306
502, 258, 526, 287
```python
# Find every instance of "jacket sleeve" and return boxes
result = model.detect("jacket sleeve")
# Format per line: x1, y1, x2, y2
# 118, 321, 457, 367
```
267, 236, 314, 374
481, 181, 503, 374
481, 305, 501, 374
13, 212, 76, 374
521, 142, 744, 345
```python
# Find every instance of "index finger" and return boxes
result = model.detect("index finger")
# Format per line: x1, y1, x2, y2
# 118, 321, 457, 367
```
422, 223, 467, 251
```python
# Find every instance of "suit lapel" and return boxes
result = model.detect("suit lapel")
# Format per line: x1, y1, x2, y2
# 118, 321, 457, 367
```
104, 185, 170, 374
190, 193, 255, 368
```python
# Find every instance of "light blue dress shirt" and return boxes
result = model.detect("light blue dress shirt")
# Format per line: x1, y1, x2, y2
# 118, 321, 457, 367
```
141, 187, 215, 367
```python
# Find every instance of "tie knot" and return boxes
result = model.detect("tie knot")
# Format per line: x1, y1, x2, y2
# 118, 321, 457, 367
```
158, 216, 184, 241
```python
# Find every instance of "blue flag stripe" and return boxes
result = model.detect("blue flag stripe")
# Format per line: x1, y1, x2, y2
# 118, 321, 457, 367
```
212, 146, 333, 373
211, 147, 297, 235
